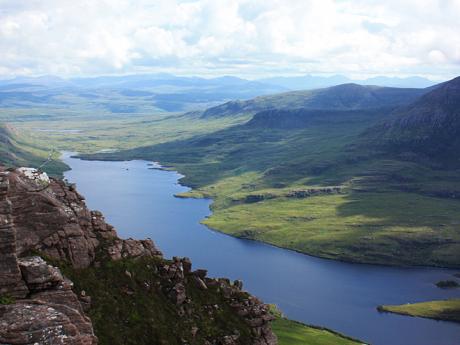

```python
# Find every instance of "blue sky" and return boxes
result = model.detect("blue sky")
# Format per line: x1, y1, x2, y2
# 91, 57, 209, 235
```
0, 0, 459, 79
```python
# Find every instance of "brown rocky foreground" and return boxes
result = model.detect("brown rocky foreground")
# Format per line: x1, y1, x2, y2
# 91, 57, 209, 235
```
0, 167, 277, 345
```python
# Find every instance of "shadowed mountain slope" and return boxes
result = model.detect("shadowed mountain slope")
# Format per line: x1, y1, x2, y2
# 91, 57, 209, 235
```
199, 83, 428, 118
363, 76, 460, 166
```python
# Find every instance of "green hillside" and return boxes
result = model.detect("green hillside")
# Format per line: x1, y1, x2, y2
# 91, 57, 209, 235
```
269, 307, 364, 345
0, 124, 67, 175
273, 318, 363, 345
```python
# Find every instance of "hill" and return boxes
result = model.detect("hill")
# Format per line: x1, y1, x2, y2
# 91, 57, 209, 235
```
199, 83, 428, 117
258, 74, 436, 90
0, 124, 67, 175
246, 108, 386, 130
364, 76, 460, 166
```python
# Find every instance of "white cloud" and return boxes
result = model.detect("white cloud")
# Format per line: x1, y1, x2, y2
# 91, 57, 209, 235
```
0, 0, 459, 79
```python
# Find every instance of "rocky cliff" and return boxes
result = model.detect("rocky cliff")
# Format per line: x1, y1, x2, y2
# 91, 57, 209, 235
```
0, 167, 277, 345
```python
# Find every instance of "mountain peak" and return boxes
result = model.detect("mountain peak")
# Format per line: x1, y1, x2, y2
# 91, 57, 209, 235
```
365, 76, 460, 165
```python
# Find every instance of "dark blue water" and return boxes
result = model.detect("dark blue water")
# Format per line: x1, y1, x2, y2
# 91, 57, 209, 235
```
63, 153, 460, 345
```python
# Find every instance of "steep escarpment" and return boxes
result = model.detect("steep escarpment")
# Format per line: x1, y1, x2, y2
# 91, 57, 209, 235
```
246, 108, 386, 130
0, 167, 277, 345
363, 76, 460, 166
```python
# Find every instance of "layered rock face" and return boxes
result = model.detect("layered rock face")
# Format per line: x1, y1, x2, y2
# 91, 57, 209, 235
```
0, 257, 96, 345
0, 169, 103, 344
6, 167, 160, 268
0, 167, 277, 345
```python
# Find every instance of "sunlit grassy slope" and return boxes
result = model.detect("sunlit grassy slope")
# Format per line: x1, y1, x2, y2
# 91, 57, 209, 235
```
0, 124, 67, 176
378, 299, 460, 323
269, 306, 364, 345
273, 318, 364, 345
1, 107, 250, 155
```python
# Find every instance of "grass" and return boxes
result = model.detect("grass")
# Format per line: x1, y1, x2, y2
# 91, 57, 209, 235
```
269, 306, 364, 345
7, 111, 250, 155
0, 124, 68, 176
57, 256, 254, 345
273, 318, 364, 345
0, 295, 15, 305
378, 299, 460, 323
202, 188, 460, 266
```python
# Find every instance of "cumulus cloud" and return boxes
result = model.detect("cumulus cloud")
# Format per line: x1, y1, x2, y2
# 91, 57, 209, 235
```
0, 0, 459, 79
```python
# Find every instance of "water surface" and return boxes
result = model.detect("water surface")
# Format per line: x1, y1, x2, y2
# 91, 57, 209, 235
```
63, 153, 460, 345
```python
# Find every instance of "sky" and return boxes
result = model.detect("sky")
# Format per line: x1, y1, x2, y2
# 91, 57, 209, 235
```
0, 0, 459, 80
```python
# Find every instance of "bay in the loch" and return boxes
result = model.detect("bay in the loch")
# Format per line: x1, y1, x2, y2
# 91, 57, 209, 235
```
62, 153, 460, 345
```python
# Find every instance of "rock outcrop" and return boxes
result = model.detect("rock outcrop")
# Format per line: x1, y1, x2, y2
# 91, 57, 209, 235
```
1, 257, 96, 345
6, 167, 161, 269
0, 167, 277, 345
0, 168, 100, 345
156, 257, 277, 345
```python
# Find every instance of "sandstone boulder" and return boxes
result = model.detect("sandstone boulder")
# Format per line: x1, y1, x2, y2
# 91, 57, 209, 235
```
18, 257, 64, 291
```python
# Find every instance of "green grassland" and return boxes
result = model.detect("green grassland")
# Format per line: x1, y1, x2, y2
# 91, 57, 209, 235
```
269, 307, 364, 345
273, 318, 364, 345
378, 299, 460, 323
0, 104, 250, 156
0, 124, 67, 176
0, 81, 256, 160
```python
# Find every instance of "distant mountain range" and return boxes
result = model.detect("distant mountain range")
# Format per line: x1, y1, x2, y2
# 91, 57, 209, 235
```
0, 73, 442, 113
0, 73, 438, 89
0, 74, 287, 113
259, 75, 437, 90
0, 73, 287, 92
